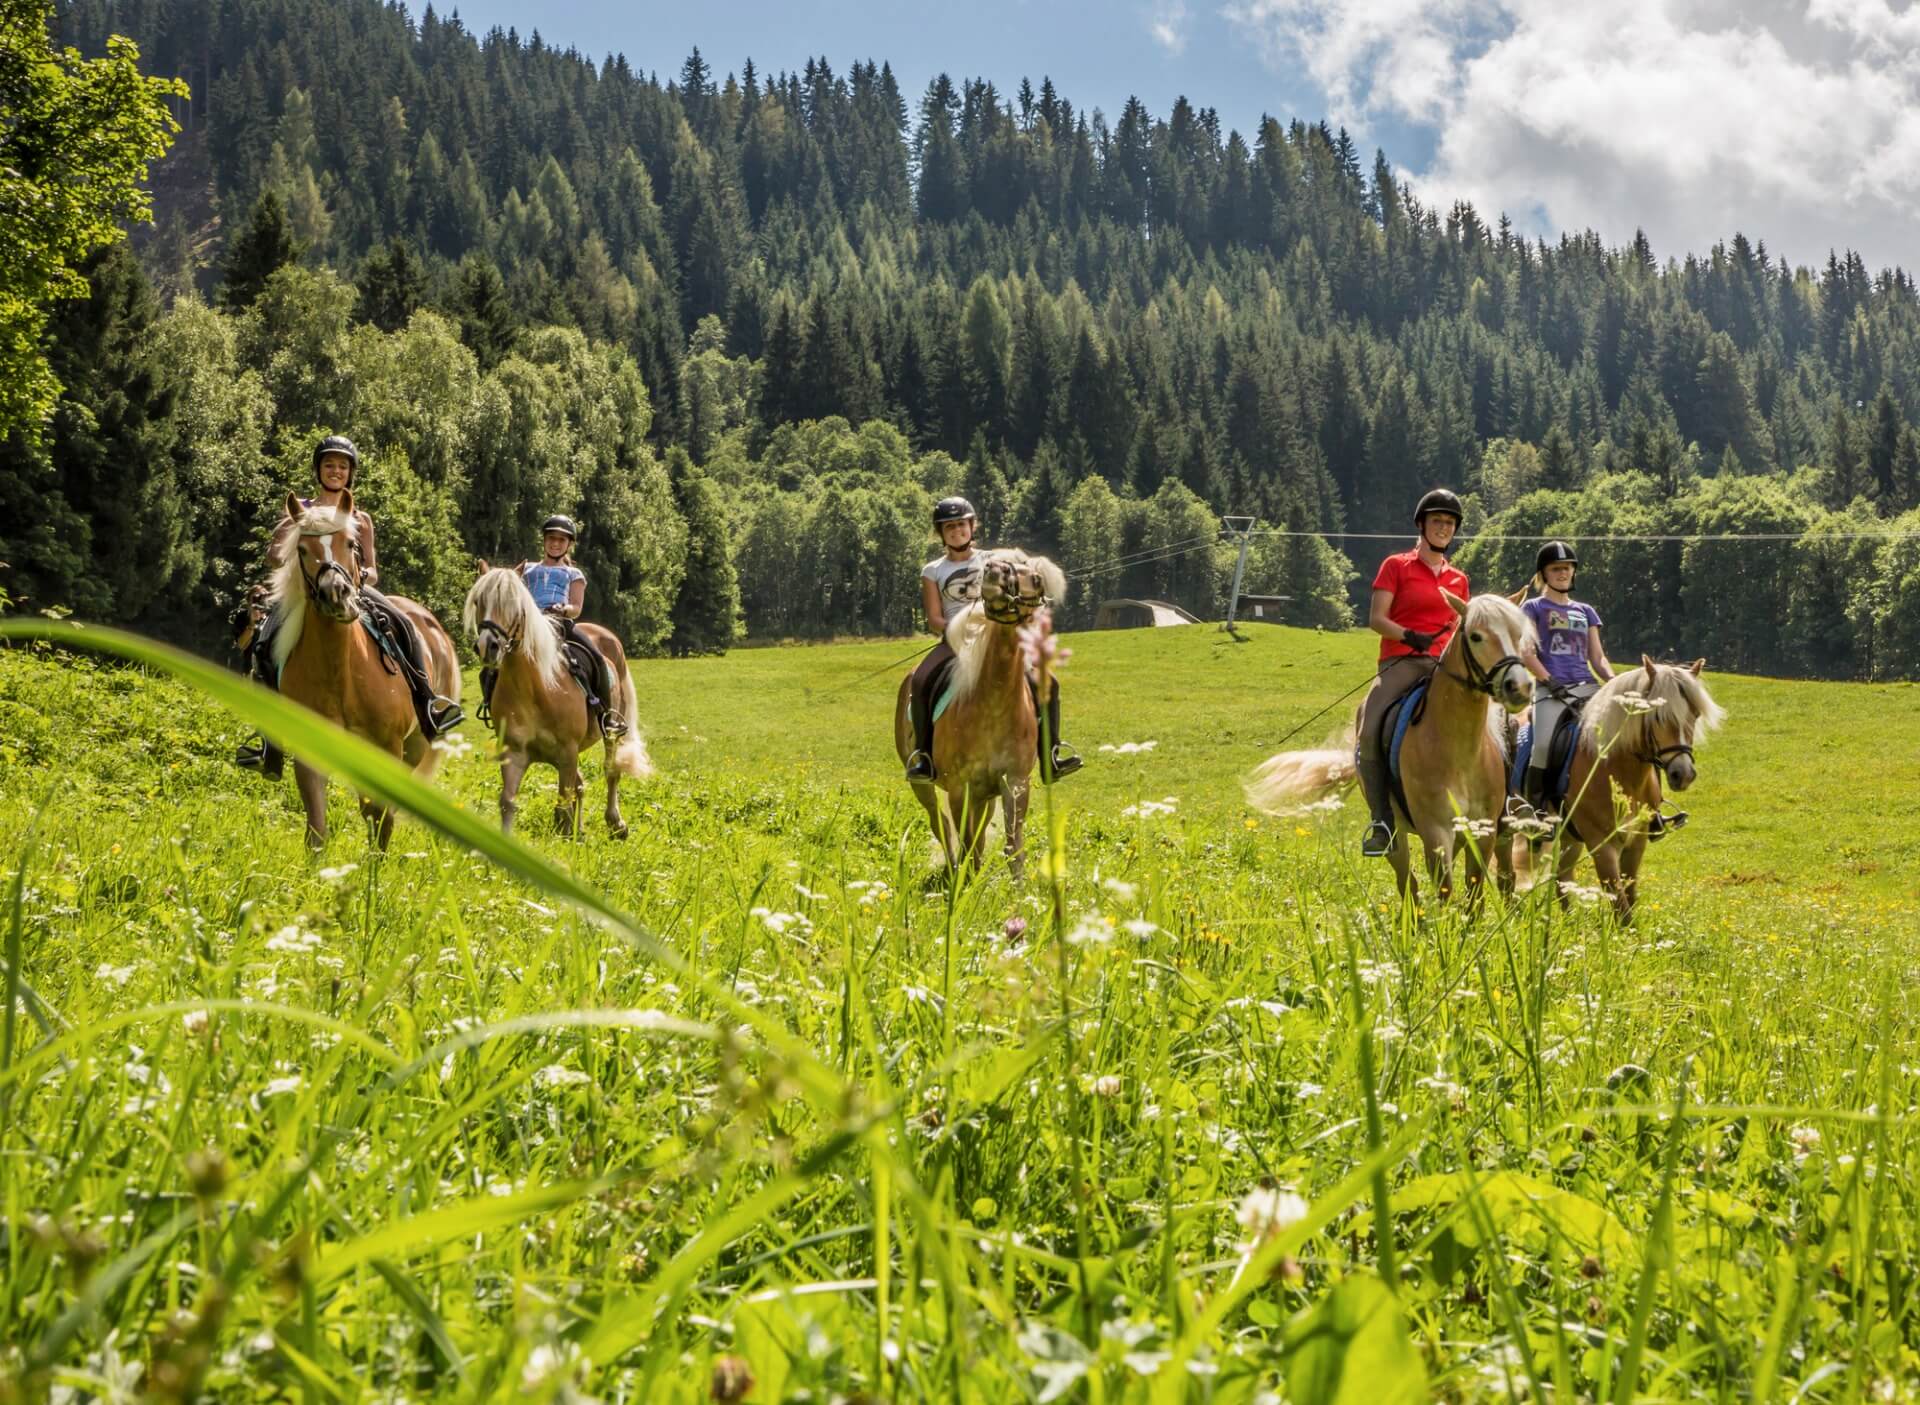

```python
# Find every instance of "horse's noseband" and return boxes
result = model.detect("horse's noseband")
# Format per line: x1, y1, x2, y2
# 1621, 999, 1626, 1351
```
299, 538, 362, 608
478, 618, 522, 656
1643, 741, 1695, 779
1447, 631, 1527, 699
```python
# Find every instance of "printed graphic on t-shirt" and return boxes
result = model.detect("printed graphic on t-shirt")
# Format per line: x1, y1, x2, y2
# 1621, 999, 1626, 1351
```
924, 556, 982, 608
1543, 607, 1587, 656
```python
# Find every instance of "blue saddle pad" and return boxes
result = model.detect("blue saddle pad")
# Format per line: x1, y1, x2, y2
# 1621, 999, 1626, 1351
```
1510, 715, 1581, 805
1385, 681, 1427, 786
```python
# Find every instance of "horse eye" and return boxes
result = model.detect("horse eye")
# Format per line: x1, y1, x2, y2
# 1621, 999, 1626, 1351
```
1470, 632, 1482, 644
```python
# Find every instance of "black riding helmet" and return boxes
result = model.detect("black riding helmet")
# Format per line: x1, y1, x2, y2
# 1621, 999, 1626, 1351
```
932, 496, 977, 526
313, 434, 360, 486
542, 514, 578, 540
1413, 488, 1464, 525
1535, 540, 1578, 575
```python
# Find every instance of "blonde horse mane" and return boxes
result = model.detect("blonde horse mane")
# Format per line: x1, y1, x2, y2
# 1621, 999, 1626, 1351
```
266, 505, 359, 672
463, 567, 565, 687
1581, 660, 1725, 760
945, 550, 1068, 707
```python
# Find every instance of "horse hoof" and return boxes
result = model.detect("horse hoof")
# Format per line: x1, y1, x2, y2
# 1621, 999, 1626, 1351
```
609, 823, 630, 841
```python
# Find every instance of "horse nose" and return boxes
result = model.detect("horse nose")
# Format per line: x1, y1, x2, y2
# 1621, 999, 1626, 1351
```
1668, 760, 1697, 791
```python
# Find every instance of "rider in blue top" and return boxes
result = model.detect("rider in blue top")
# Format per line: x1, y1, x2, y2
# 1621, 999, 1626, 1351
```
502, 515, 625, 736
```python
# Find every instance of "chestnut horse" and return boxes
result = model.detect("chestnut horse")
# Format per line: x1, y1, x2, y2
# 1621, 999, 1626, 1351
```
893, 550, 1065, 878
463, 564, 651, 837
1546, 657, 1724, 922
267, 493, 462, 848
1245, 591, 1535, 901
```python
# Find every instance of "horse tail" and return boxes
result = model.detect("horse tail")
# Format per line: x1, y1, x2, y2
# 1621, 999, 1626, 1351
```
1243, 725, 1357, 815
606, 665, 653, 780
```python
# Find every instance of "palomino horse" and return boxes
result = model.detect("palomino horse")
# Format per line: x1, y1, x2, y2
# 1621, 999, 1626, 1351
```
893, 550, 1066, 878
267, 493, 462, 848
1546, 657, 1724, 923
463, 565, 651, 837
1246, 591, 1535, 901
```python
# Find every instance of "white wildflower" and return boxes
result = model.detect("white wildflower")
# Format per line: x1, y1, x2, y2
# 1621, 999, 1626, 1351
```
1092, 1074, 1123, 1099
1120, 797, 1180, 819
1235, 1186, 1310, 1251
1121, 918, 1159, 939
1065, 914, 1115, 946
750, 906, 808, 935
95, 962, 137, 988
1557, 881, 1606, 906
265, 925, 323, 954
533, 1065, 591, 1090
316, 863, 358, 883
1101, 876, 1140, 903
1098, 740, 1159, 754
1789, 1126, 1820, 1164
182, 1009, 210, 1036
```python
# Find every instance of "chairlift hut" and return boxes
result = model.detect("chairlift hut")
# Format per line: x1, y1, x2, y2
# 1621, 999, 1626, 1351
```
1093, 598, 1201, 630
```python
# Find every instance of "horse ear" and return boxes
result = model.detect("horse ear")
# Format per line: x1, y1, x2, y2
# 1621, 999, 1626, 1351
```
339, 487, 355, 518
1688, 657, 1705, 676
1641, 653, 1657, 687
1506, 586, 1528, 605
475, 557, 491, 576
1442, 588, 1469, 618
285, 491, 304, 521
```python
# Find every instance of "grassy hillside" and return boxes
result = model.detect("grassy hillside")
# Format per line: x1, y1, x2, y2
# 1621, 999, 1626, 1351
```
0, 626, 1914, 1400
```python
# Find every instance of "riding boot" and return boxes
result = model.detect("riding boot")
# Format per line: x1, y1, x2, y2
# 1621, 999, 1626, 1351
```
1355, 755, 1394, 857
1038, 687, 1082, 781
905, 690, 937, 782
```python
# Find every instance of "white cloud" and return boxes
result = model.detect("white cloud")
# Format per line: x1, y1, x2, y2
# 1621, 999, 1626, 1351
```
1223, 0, 1920, 270
1149, 0, 1193, 53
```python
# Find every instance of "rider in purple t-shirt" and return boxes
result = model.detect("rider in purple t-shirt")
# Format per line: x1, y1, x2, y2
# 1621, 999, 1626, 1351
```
1519, 541, 1614, 813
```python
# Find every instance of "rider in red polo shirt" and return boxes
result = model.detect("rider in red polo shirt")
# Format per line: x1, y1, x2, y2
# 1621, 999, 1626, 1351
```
1354, 488, 1469, 857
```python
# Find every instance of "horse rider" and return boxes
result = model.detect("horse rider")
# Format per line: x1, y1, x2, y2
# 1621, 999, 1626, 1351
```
486, 514, 627, 738
1517, 539, 1614, 820
904, 495, 1082, 784
236, 435, 460, 775
1353, 487, 1469, 857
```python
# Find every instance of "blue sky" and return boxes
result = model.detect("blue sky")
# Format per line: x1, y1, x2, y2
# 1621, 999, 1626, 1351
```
426, 1, 1920, 273
430, 0, 1433, 165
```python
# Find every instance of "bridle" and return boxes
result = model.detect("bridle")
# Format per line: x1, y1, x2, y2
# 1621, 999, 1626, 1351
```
1441, 626, 1526, 700
298, 529, 364, 608
477, 617, 524, 660
980, 558, 1050, 625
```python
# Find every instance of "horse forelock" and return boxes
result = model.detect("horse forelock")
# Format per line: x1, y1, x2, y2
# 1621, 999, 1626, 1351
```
463, 568, 564, 685
1464, 592, 1530, 656
295, 506, 355, 537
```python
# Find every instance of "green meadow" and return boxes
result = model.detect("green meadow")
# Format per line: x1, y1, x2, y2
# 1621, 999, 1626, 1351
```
0, 622, 1916, 1402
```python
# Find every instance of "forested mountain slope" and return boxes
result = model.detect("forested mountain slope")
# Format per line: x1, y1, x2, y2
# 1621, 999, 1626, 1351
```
12, 0, 1917, 674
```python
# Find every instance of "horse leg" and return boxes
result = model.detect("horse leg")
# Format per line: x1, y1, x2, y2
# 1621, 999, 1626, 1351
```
1389, 829, 1416, 903
294, 761, 330, 850
1417, 824, 1456, 903
1553, 840, 1583, 912
369, 797, 396, 851
1616, 835, 1649, 924
499, 750, 530, 833
959, 786, 995, 876
1000, 777, 1029, 880
603, 751, 629, 840
554, 752, 583, 838
1592, 843, 1629, 922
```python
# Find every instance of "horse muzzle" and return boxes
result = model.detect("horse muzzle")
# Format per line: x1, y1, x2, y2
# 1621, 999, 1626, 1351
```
1497, 666, 1535, 714
1666, 756, 1698, 791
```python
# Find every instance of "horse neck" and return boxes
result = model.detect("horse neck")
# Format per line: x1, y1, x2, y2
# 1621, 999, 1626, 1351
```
1423, 640, 1494, 750
961, 619, 1027, 699
286, 597, 359, 674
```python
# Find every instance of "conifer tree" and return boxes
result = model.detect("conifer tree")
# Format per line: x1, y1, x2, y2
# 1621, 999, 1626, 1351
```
220, 191, 301, 311
664, 447, 741, 654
